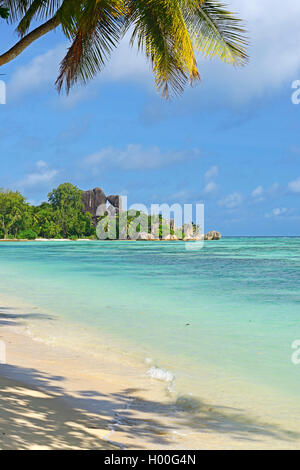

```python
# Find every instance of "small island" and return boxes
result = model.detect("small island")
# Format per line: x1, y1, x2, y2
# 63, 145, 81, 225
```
0, 184, 221, 242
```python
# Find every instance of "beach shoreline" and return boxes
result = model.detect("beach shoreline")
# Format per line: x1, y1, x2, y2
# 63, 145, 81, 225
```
1, 293, 300, 450
0, 294, 200, 450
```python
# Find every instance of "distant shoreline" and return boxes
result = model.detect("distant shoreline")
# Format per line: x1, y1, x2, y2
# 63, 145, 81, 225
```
1, 236, 297, 242
0, 238, 203, 242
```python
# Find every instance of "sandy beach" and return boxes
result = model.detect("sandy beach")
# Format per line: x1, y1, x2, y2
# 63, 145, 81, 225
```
0, 295, 199, 450
1, 293, 300, 450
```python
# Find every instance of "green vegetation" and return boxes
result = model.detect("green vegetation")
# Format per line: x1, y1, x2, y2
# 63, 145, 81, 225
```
97, 210, 201, 240
0, 184, 94, 240
17, 229, 38, 240
48, 183, 93, 238
0, 6, 9, 19
0, 1, 247, 98
0, 189, 30, 239
0, 183, 202, 240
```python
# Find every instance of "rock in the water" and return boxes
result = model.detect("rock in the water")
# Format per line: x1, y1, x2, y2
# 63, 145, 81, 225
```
136, 232, 155, 240
162, 234, 178, 240
184, 223, 194, 239
204, 230, 221, 240
184, 234, 204, 241
194, 234, 204, 241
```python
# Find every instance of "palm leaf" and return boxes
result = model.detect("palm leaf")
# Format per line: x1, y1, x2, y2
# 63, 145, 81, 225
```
16, 0, 63, 35
56, 0, 126, 93
1, 0, 29, 22
0, 6, 9, 18
127, 0, 200, 98
187, 0, 248, 65
1, 0, 248, 96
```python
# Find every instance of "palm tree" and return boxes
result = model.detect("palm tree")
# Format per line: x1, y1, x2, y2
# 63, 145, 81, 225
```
0, 0, 248, 97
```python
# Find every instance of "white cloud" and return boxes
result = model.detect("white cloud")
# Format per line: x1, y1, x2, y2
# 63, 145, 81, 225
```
288, 177, 300, 193
195, 0, 300, 105
18, 161, 58, 189
252, 185, 264, 198
102, 35, 151, 84
6, 30, 150, 103
203, 166, 218, 194
268, 182, 280, 194
204, 165, 218, 182
36, 160, 48, 169
265, 207, 288, 218
251, 183, 280, 202
8, 44, 66, 99
110, 2, 300, 104
203, 181, 218, 194
165, 189, 193, 203
57, 83, 100, 109
218, 192, 243, 209
84, 144, 200, 171
101, 0, 300, 105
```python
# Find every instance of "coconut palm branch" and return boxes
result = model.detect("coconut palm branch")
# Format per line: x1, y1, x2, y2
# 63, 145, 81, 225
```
0, 0, 248, 97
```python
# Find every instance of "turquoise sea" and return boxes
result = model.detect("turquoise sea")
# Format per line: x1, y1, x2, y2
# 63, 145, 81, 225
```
1, 237, 300, 432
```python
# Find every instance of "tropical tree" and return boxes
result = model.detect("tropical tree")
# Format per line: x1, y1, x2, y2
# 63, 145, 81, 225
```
31, 202, 62, 238
0, 0, 248, 97
48, 183, 93, 238
0, 189, 31, 238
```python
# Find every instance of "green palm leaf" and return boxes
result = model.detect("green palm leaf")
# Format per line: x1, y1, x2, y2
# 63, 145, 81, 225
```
16, 0, 62, 35
56, 0, 126, 93
1, 0, 29, 21
187, 1, 248, 65
0, 0, 248, 97
127, 0, 200, 97
0, 5, 9, 18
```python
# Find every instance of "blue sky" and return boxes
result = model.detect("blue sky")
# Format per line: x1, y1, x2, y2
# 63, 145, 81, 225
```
1, 0, 300, 235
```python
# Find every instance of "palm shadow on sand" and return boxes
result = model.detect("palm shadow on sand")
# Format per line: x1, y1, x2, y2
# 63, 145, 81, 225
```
0, 363, 299, 450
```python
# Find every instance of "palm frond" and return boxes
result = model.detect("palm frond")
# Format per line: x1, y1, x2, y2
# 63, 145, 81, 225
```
0, 5, 9, 18
186, 0, 248, 65
127, 0, 200, 98
16, 0, 63, 35
1, 0, 29, 22
56, 0, 126, 93
1, 0, 248, 96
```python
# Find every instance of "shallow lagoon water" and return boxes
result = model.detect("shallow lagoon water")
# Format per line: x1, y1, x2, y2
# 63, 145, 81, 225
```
1, 238, 300, 436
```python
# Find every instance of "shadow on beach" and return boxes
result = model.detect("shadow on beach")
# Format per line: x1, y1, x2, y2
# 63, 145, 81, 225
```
0, 362, 299, 450
0, 306, 53, 327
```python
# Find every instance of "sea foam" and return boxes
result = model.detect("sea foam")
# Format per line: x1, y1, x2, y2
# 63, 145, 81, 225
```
146, 366, 175, 383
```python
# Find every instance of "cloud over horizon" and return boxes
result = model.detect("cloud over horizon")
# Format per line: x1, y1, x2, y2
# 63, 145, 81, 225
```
84, 145, 201, 172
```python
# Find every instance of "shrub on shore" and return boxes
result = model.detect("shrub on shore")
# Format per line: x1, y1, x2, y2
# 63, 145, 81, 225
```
17, 229, 38, 240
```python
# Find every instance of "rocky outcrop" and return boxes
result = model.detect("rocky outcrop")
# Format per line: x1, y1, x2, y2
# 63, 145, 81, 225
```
107, 195, 122, 211
204, 230, 221, 240
136, 232, 155, 240
82, 187, 122, 225
184, 223, 194, 239
185, 234, 204, 241
162, 234, 178, 240
82, 188, 221, 240
106, 205, 117, 216
82, 188, 106, 217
